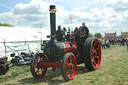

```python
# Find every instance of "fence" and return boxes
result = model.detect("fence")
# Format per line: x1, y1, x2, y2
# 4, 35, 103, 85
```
0, 40, 49, 60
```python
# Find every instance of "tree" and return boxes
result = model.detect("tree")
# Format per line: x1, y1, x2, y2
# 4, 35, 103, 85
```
94, 33, 102, 39
0, 22, 13, 27
117, 35, 121, 39
89, 33, 93, 37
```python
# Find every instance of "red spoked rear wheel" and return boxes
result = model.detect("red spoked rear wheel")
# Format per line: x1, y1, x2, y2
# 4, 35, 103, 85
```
30, 53, 47, 78
91, 38, 101, 69
61, 53, 77, 81
83, 37, 101, 70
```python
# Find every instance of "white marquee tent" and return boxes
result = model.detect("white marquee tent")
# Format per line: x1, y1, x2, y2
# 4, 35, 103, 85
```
0, 26, 50, 59
0, 26, 50, 42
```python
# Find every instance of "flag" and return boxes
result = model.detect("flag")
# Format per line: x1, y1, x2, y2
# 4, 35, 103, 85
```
69, 14, 72, 20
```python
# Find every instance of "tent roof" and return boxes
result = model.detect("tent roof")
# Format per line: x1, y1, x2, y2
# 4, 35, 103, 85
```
0, 26, 50, 42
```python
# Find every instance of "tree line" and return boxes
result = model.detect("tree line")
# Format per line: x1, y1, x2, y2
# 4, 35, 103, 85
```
0, 22, 13, 27
89, 33, 102, 38
89, 33, 121, 39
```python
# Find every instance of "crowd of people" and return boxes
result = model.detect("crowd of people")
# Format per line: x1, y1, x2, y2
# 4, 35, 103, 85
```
101, 38, 128, 51
101, 38, 110, 49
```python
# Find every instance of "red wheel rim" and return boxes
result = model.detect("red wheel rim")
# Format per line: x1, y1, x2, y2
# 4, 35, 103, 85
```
33, 54, 47, 77
91, 38, 101, 69
65, 54, 77, 80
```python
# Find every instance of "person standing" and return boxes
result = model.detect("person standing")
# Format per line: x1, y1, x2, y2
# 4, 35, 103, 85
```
74, 27, 79, 42
56, 25, 63, 41
78, 22, 89, 46
106, 39, 110, 48
126, 38, 128, 51
122, 38, 125, 46
81, 22, 89, 37
119, 39, 122, 46
102, 38, 105, 49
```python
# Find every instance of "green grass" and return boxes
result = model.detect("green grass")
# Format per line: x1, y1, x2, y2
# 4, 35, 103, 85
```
0, 45, 128, 85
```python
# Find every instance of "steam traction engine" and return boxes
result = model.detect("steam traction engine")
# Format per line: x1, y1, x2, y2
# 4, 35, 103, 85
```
30, 5, 101, 81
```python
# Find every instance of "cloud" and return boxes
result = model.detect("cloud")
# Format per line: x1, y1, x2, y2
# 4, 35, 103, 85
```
46, 0, 63, 2
84, 0, 128, 36
72, 6, 87, 11
105, 0, 128, 12
0, 0, 128, 36
56, 5, 70, 25
13, 3, 42, 14
0, 0, 69, 28
0, 0, 50, 27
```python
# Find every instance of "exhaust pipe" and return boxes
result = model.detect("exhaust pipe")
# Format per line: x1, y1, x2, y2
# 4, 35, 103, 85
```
49, 5, 56, 36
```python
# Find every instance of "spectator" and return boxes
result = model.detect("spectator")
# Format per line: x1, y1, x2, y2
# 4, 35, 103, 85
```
109, 39, 112, 45
122, 38, 125, 46
126, 39, 128, 51
106, 39, 110, 48
102, 38, 105, 49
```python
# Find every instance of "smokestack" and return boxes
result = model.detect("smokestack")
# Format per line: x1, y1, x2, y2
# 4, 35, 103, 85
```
49, 5, 56, 36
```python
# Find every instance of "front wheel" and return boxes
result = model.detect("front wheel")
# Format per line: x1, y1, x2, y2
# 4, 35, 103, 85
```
30, 53, 47, 78
83, 37, 101, 71
61, 53, 77, 82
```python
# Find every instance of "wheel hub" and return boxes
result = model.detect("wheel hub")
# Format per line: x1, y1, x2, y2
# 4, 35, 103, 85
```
70, 64, 73, 69
94, 52, 97, 56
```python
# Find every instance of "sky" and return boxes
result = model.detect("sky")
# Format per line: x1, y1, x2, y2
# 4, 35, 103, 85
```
0, 0, 128, 37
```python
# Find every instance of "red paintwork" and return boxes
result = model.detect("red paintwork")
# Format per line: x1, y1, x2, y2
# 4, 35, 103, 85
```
60, 41, 78, 54
91, 38, 101, 70
38, 41, 78, 70
34, 41, 78, 73
39, 62, 61, 68
33, 54, 47, 77
36, 41, 78, 72
64, 54, 77, 80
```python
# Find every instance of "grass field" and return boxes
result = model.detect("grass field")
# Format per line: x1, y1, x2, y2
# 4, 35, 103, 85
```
0, 45, 128, 85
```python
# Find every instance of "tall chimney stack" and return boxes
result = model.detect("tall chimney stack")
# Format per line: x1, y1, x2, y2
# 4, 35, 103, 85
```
49, 5, 56, 36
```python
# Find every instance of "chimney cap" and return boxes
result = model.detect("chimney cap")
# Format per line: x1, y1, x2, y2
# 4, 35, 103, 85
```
50, 5, 56, 10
